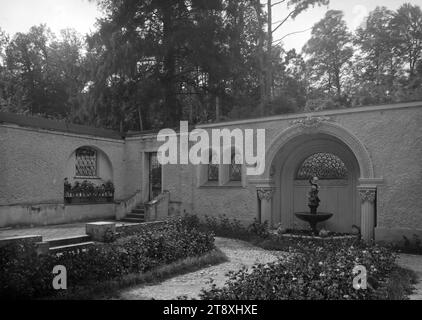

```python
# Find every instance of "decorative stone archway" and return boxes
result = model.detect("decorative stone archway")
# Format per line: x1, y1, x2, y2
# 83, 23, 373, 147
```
254, 117, 382, 241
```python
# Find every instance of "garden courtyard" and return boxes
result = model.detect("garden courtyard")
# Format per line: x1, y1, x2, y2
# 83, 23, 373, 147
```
1, 0, 422, 305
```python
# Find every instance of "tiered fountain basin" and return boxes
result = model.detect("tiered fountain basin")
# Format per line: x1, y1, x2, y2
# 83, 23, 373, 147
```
273, 212, 358, 240
295, 211, 333, 235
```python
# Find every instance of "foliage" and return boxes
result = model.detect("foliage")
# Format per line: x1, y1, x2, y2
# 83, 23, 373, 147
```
376, 266, 417, 300
394, 234, 422, 255
1, 25, 85, 119
304, 10, 353, 98
390, 4, 422, 78
201, 214, 269, 241
64, 179, 114, 199
247, 219, 270, 239
200, 237, 404, 300
0, 216, 214, 299
1, 3, 422, 129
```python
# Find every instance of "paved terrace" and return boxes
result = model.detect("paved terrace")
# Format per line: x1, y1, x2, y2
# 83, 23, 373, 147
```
0, 221, 139, 241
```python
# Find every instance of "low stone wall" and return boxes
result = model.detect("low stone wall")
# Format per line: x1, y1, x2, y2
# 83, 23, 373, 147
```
0, 235, 42, 248
115, 190, 142, 221
0, 203, 115, 228
375, 227, 422, 244
169, 201, 182, 217
145, 191, 170, 221
116, 221, 166, 238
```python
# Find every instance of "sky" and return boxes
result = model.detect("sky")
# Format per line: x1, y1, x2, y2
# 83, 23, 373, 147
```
0, 0, 100, 37
0, 0, 420, 52
272, 0, 422, 51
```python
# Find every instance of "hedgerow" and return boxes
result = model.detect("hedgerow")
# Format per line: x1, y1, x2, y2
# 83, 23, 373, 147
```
0, 216, 214, 299
201, 214, 269, 241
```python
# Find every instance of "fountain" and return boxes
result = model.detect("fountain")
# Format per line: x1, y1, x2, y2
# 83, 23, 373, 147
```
294, 177, 333, 235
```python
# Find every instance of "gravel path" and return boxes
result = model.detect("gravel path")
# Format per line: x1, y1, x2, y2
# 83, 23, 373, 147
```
118, 237, 289, 300
397, 254, 422, 300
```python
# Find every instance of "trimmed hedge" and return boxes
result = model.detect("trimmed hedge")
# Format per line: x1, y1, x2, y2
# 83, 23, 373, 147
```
200, 238, 400, 300
0, 216, 214, 299
201, 214, 270, 241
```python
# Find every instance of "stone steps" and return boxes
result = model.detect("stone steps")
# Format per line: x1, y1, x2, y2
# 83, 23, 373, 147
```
122, 204, 146, 223
47, 235, 91, 247
122, 217, 145, 223
49, 241, 95, 254
126, 213, 145, 219
43, 235, 94, 254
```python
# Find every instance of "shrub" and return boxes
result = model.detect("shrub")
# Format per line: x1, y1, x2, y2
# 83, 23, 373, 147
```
394, 234, 422, 255
0, 216, 214, 299
247, 219, 270, 239
202, 215, 268, 241
0, 242, 56, 299
200, 238, 399, 300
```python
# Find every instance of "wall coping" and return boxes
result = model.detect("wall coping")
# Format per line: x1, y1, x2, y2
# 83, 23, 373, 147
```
196, 101, 422, 129
0, 123, 125, 144
0, 111, 124, 140
2, 101, 420, 141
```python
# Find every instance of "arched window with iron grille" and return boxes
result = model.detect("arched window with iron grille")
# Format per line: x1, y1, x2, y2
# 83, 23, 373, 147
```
208, 153, 219, 182
229, 152, 242, 181
75, 147, 97, 177
296, 153, 348, 180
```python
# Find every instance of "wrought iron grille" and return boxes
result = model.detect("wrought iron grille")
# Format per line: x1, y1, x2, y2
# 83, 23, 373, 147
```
296, 153, 348, 180
208, 163, 219, 181
229, 154, 242, 181
75, 147, 97, 177
64, 180, 114, 204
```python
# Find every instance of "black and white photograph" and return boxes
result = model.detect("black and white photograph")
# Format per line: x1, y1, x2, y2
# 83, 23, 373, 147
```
0, 0, 421, 308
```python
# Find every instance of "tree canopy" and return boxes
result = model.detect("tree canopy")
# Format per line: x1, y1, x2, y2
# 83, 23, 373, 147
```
0, 1, 421, 131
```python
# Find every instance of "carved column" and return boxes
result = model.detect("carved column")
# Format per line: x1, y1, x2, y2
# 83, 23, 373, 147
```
358, 186, 376, 242
257, 187, 274, 225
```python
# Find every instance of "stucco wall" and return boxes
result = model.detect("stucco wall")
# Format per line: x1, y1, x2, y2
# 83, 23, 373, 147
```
162, 103, 422, 238
0, 203, 116, 227
0, 124, 128, 206
123, 139, 143, 197
0, 102, 421, 240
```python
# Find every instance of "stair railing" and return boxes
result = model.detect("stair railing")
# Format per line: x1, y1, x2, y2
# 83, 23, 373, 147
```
115, 190, 142, 220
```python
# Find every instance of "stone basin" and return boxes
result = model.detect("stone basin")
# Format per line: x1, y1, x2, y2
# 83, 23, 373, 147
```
295, 212, 333, 235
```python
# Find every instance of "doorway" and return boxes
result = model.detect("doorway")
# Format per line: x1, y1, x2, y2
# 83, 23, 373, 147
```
149, 152, 162, 200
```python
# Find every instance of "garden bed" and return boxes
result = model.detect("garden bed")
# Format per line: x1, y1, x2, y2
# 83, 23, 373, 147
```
0, 216, 214, 299
200, 237, 415, 300
197, 214, 417, 300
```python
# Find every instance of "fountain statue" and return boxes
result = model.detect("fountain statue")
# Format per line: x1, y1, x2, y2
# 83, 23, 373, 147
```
295, 177, 333, 235
308, 177, 321, 214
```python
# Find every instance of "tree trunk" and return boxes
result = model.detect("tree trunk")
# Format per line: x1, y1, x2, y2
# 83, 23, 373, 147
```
215, 96, 220, 122
253, 1, 266, 116
162, 4, 179, 127
138, 105, 144, 131
266, 0, 273, 101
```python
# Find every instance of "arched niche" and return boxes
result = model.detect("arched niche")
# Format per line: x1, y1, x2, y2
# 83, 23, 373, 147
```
272, 135, 361, 232
264, 122, 374, 180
